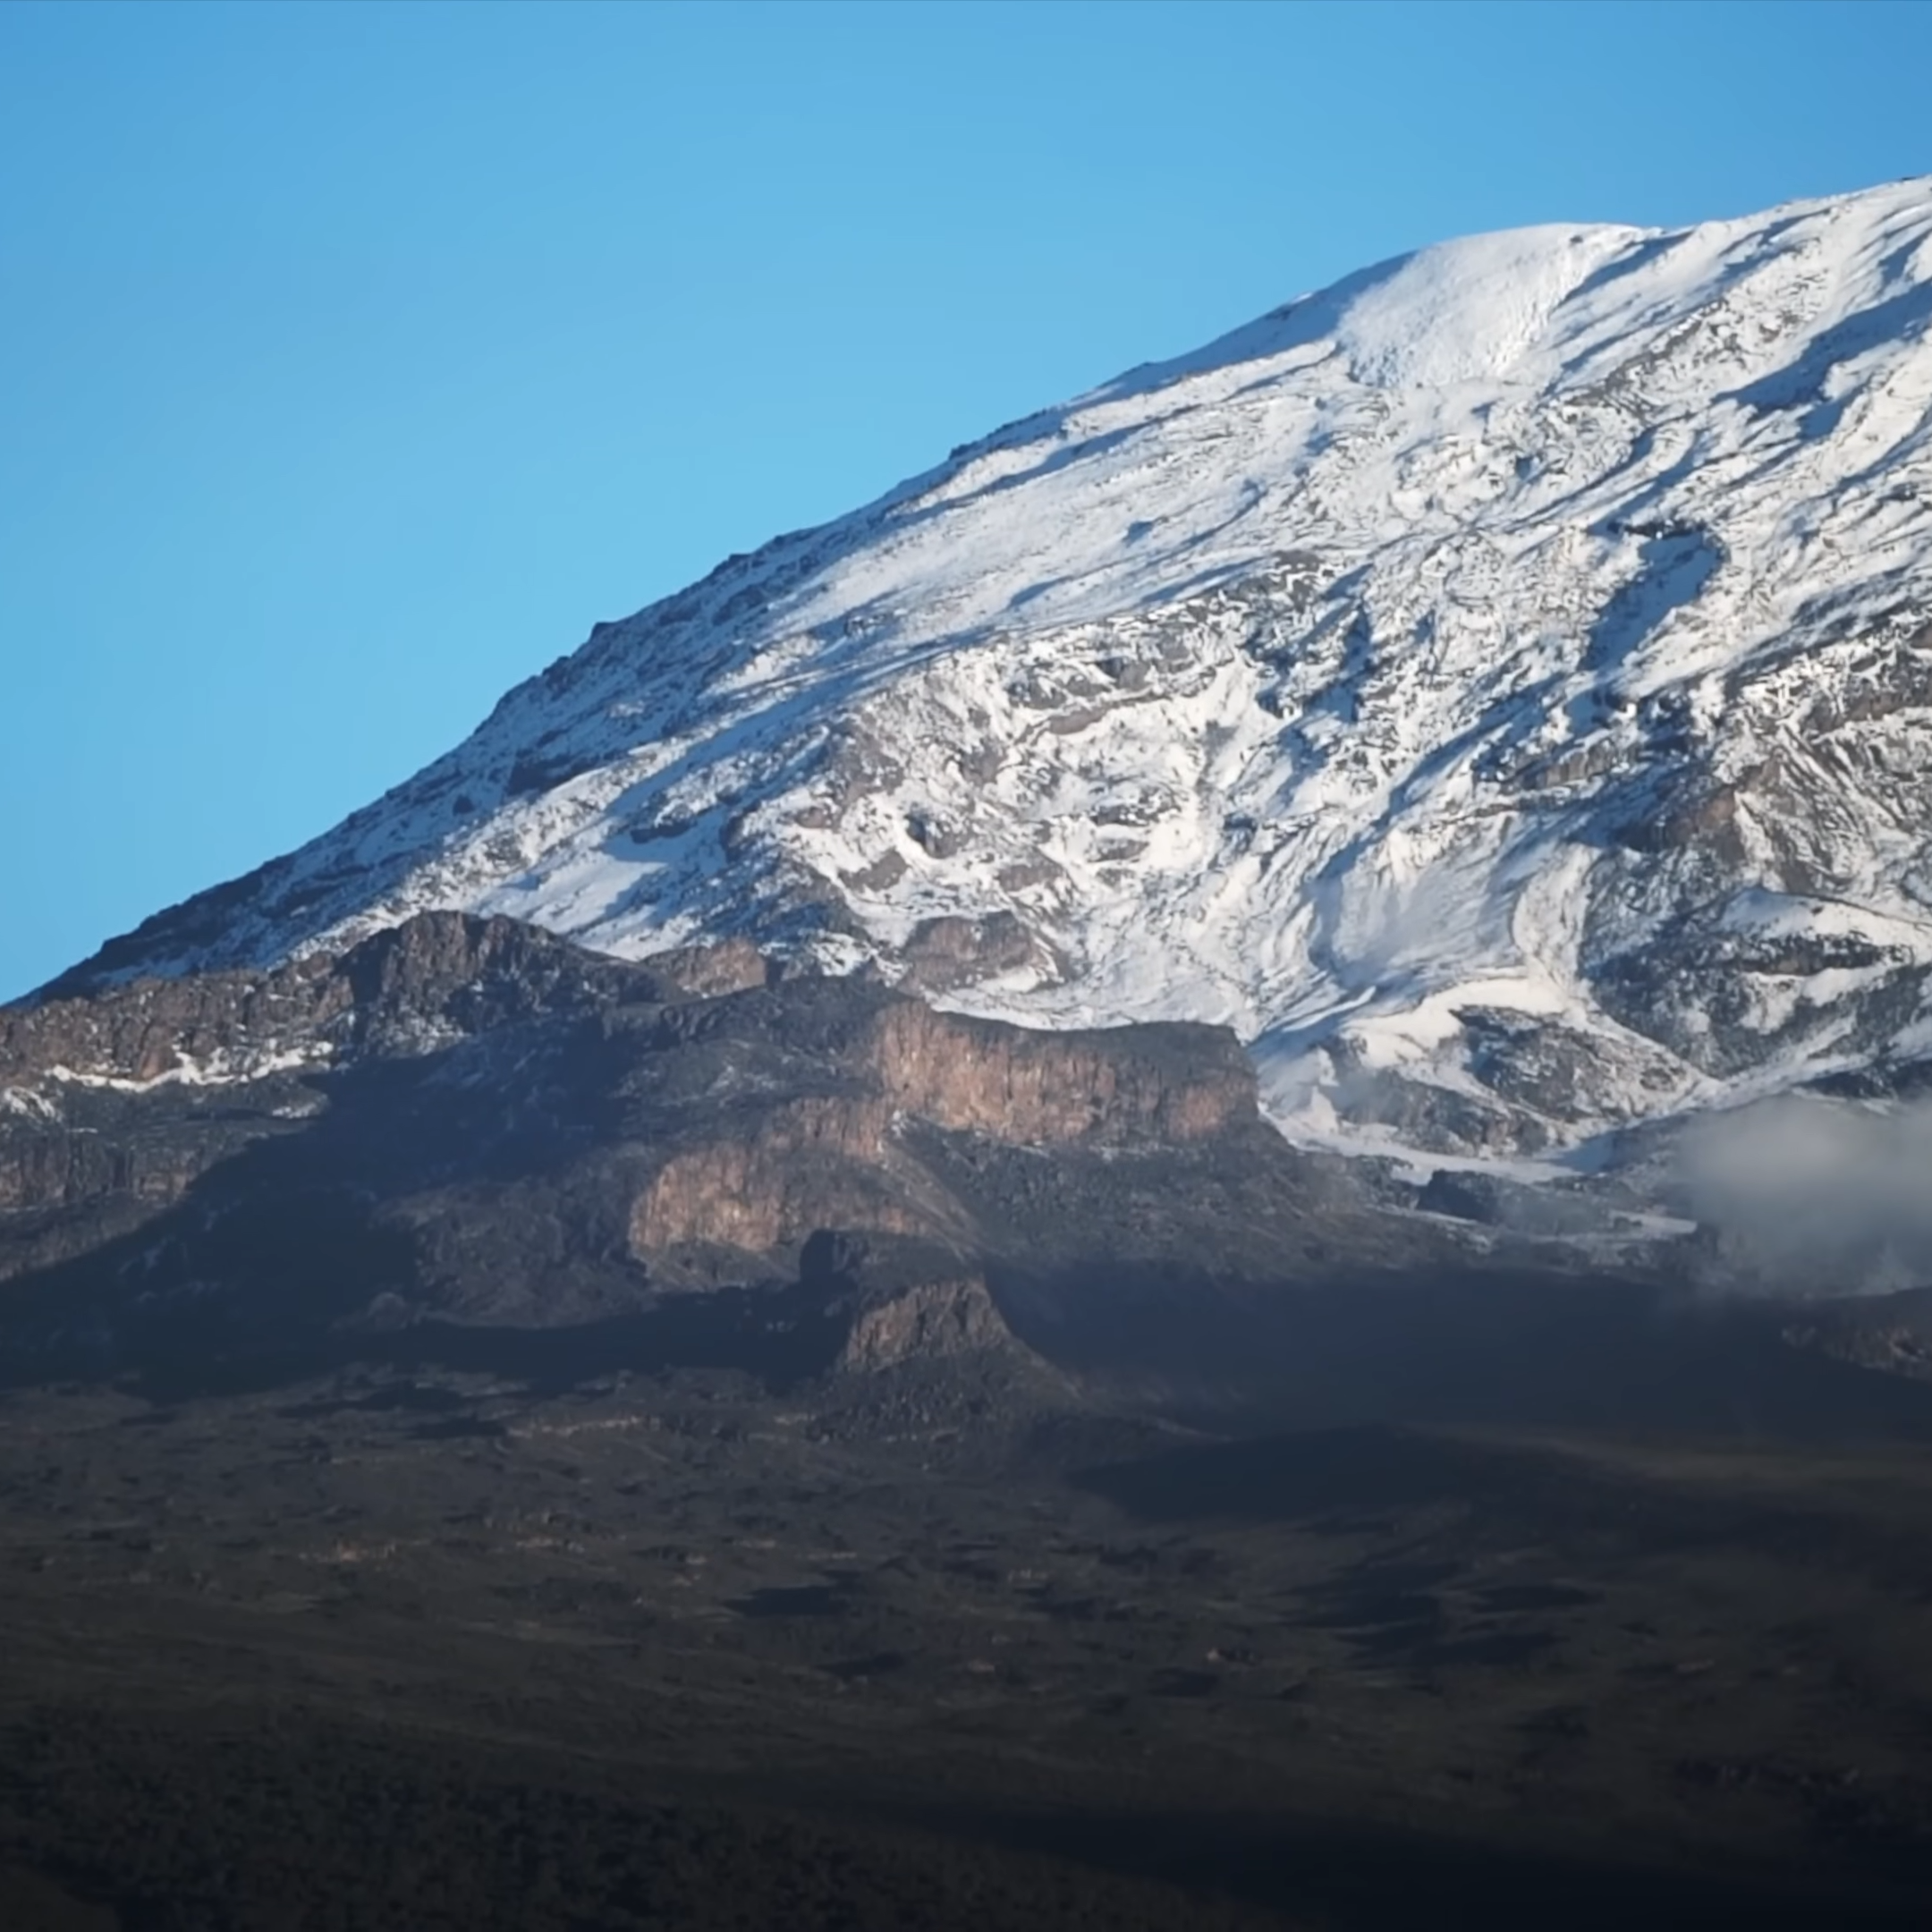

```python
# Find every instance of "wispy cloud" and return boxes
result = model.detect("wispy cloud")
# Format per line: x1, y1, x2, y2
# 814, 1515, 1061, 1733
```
1680, 1094, 1932, 1295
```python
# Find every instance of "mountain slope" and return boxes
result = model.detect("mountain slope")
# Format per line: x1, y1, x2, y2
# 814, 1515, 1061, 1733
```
48, 178, 1932, 1158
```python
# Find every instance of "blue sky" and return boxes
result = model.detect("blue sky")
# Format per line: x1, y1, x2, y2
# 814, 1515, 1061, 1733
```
4, 0, 1928, 998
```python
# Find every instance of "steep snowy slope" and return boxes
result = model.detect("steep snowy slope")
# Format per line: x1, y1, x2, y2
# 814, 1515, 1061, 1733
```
51, 179, 1932, 1158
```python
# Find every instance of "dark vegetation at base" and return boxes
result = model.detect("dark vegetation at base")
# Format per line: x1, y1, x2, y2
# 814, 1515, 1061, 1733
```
1, 1362, 1930, 1930
1, 1707, 1921, 1932
0, 1710, 1275, 1932
106, 1292, 853, 1410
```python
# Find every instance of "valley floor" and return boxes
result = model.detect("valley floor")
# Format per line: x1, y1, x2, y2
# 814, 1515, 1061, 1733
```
1, 1358, 1930, 1928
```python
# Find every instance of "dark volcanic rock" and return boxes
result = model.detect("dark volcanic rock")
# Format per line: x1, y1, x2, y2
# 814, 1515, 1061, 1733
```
1, 911, 765, 1092
0, 912, 1445, 1394
1418, 1168, 1626, 1239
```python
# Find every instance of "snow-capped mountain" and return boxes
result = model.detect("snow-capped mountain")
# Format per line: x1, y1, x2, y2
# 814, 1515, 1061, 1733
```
51, 179, 1932, 1161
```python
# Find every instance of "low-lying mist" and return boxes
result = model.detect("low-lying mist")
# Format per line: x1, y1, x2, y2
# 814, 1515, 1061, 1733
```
1679, 1093, 1932, 1297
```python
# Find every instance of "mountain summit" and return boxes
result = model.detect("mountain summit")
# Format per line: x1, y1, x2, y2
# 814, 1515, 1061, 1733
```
50, 179, 1932, 1160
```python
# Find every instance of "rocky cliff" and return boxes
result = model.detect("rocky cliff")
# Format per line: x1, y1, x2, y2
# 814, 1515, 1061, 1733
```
0, 912, 1427, 1392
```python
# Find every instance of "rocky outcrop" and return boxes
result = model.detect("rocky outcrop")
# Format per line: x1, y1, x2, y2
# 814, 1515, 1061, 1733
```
2, 913, 775, 1097
835, 1275, 1011, 1373
0, 1126, 225, 1216
895, 912, 1059, 996
0, 955, 342, 1088
629, 1101, 945, 1258
0, 914, 1412, 1388
860, 1003, 1250, 1145
623, 988, 1257, 1263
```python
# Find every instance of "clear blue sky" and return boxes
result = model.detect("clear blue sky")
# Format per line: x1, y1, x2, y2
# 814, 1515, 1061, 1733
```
4, 0, 1928, 999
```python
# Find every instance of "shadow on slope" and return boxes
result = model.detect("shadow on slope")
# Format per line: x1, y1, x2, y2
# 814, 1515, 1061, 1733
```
988, 1254, 1932, 1442
881, 1795, 1928, 1932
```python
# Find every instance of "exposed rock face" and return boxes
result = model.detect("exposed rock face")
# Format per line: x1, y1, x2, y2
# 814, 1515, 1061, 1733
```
2, 955, 343, 1089
0, 1130, 218, 1216
835, 1275, 1011, 1373
895, 912, 1059, 996
620, 981, 1257, 1263
630, 1105, 944, 1258
862, 1003, 1248, 1143
0, 913, 1433, 1389
0, 912, 763, 1093
0, 914, 756, 1248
